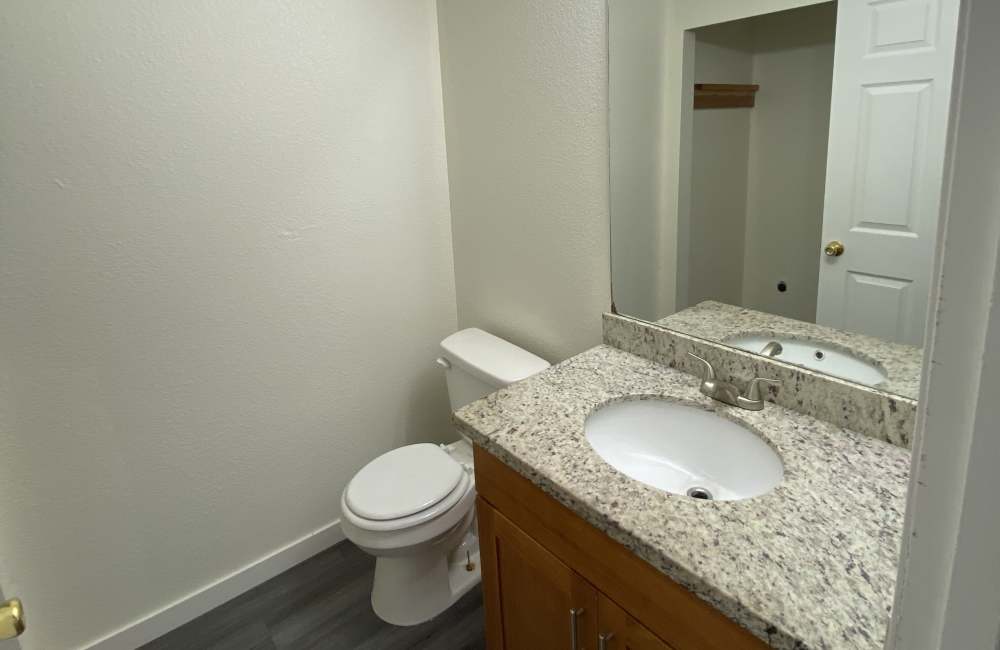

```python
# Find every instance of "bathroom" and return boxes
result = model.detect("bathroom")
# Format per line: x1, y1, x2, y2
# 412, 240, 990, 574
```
0, 1, 998, 649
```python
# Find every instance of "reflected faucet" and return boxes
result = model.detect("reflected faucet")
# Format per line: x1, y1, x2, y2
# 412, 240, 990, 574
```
760, 341, 783, 357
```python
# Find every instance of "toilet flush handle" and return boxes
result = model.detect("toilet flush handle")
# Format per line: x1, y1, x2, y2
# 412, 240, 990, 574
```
435, 357, 451, 370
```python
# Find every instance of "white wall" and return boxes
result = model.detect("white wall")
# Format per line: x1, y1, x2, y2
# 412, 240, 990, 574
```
686, 22, 754, 309
437, 0, 612, 363
609, 0, 670, 322
0, 2, 457, 649
742, 3, 835, 321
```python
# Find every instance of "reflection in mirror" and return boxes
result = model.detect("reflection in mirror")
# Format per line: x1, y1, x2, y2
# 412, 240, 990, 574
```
609, 0, 956, 400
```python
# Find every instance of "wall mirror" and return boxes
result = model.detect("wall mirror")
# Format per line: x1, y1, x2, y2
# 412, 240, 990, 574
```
609, 0, 957, 400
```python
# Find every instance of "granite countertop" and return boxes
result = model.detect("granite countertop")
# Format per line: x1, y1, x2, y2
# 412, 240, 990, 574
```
454, 345, 910, 650
656, 301, 923, 400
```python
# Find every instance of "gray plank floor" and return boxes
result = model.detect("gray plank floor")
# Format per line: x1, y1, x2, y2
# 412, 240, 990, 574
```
141, 541, 486, 650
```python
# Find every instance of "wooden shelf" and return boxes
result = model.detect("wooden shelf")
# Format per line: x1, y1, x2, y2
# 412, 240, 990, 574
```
693, 83, 759, 109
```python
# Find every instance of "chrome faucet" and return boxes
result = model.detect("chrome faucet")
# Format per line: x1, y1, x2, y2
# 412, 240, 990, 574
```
686, 353, 781, 411
760, 341, 783, 357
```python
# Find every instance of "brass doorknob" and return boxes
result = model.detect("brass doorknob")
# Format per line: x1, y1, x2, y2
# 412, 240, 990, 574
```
824, 240, 845, 257
0, 598, 25, 639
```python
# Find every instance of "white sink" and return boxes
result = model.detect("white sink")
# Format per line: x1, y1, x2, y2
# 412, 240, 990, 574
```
584, 399, 783, 501
724, 334, 889, 387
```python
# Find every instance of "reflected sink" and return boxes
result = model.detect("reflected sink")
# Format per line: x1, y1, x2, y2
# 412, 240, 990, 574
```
724, 334, 889, 387
584, 399, 783, 501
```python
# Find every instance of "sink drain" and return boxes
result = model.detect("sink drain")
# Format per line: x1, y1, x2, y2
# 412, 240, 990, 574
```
686, 487, 714, 500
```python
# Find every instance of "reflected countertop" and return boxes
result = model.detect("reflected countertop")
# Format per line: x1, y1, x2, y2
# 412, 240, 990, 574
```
454, 345, 910, 650
655, 301, 923, 400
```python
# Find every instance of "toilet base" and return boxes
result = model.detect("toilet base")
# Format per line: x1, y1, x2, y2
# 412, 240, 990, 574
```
371, 529, 481, 626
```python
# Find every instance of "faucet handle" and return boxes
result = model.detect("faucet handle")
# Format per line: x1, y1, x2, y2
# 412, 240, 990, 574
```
686, 352, 716, 381
744, 377, 781, 402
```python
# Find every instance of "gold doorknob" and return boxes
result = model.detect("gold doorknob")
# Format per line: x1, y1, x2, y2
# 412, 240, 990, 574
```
0, 598, 25, 639
824, 240, 845, 257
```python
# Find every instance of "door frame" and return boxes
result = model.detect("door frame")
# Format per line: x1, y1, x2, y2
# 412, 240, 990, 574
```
887, 0, 1000, 647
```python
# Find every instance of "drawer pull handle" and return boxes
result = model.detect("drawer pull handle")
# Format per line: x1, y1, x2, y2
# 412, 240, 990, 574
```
569, 608, 584, 650
599, 631, 615, 650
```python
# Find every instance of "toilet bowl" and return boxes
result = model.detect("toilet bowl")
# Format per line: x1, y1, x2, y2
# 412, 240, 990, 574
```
341, 441, 479, 625
340, 329, 549, 625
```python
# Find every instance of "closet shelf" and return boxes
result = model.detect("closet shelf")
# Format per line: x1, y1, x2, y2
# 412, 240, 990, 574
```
693, 83, 759, 109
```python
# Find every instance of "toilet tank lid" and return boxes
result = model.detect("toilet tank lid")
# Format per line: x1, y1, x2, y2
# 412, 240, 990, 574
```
440, 328, 550, 387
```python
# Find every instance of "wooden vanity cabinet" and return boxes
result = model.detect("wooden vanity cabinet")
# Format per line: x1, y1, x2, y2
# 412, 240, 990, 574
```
478, 501, 599, 649
479, 500, 670, 650
597, 594, 674, 650
474, 446, 766, 650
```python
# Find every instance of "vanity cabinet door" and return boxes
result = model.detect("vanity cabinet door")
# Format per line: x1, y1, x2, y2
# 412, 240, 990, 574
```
598, 593, 675, 650
478, 497, 599, 650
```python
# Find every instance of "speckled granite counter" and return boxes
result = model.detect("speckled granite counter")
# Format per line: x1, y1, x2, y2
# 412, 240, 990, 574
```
657, 301, 923, 399
454, 345, 910, 650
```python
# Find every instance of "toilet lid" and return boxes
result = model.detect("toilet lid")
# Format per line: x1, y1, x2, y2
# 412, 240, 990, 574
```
345, 444, 464, 521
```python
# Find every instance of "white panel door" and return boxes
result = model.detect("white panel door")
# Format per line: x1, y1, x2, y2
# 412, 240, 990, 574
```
816, 0, 960, 345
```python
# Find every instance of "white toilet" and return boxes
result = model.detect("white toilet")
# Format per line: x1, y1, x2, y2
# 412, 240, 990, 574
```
340, 328, 550, 626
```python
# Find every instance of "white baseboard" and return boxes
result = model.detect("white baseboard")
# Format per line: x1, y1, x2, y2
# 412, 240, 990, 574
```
81, 519, 346, 650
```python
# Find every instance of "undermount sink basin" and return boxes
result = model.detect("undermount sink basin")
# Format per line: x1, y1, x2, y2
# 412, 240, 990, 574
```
584, 399, 783, 501
724, 334, 889, 388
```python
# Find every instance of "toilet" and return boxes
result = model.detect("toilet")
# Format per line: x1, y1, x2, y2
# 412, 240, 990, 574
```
340, 328, 550, 626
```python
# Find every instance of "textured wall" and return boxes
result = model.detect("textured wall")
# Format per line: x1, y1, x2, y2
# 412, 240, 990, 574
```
437, 0, 612, 363
0, 2, 456, 648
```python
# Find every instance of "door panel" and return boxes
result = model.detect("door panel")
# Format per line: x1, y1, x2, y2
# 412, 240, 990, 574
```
869, 0, 936, 55
843, 270, 915, 341
852, 80, 930, 233
816, 0, 960, 345
478, 497, 599, 650
598, 593, 674, 650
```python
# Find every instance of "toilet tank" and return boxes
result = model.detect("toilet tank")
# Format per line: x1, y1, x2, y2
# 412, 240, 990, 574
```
438, 328, 550, 411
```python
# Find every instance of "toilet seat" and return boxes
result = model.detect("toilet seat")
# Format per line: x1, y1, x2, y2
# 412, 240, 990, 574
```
342, 443, 474, 536
345, 443, 465, 521
340, 475, 476, 553
343, 471, 472, 532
